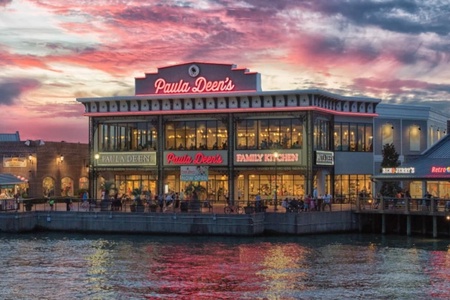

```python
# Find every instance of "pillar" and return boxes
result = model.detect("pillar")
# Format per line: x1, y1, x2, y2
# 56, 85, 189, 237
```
433, 216, 437, 238
406, 215, 411, 236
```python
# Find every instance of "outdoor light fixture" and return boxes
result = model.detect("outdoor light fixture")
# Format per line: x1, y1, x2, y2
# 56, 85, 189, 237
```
28, 154, 33, 165
60, 155, 64, 162
273, 151, 279, 211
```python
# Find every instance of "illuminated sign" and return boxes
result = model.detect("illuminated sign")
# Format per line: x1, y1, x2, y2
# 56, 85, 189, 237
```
135, 62, 260, 95
96, 152, 156, 166
431, 166, 450, 173
315, 151, 334, 166
164, 151, 228, 166
3, 157, 27, 168
180, 166, 209, 181
236, 153, 298, 163
382, 167, 415, 174
234, 150, 302, 166
154, 77, 235, 94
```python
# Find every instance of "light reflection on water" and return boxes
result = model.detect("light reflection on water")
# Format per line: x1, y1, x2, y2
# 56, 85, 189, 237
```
0, 233, 449, 299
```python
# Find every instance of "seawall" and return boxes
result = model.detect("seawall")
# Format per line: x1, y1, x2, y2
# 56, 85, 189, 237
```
0, 211, 357, 236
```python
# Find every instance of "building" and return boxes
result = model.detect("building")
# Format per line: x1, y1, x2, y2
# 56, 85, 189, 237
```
0, 138, 89, 199
77, 62, 380, 205
373, 104, 449, 198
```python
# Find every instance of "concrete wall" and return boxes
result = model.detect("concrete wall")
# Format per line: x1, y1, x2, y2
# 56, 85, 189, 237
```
264, 211, 358, 234
0, 211, 356, 236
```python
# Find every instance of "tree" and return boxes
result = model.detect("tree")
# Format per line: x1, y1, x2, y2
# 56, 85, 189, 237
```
379, 143, 402, 197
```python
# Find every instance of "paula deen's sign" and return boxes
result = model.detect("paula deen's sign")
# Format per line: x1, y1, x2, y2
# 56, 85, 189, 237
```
96, 152, 156, 166
135, 62, 260, 95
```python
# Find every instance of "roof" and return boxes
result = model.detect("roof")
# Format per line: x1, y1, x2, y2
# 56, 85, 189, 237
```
0, 132, 20, 142
0, 173, 27, 186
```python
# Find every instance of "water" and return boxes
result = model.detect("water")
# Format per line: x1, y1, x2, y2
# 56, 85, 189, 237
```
1, 233, 449, 300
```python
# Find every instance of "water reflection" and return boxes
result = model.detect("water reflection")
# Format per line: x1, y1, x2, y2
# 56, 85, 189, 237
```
1, 233, 449, 299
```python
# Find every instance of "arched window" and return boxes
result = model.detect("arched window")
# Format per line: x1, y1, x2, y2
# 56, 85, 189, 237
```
61, 177, 74, 197
42, 177, 55, 197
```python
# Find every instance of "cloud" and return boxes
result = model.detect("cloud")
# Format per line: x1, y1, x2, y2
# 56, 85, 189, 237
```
0, 78, 41, 105
307, 0, 450, 36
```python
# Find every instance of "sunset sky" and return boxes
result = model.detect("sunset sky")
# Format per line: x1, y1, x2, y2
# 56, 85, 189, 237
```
1, 0, 450, 143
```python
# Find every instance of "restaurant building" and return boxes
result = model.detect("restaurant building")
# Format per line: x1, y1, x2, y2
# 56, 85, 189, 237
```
77, 62, 380, 204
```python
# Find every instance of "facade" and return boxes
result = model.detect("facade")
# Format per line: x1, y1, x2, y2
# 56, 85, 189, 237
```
373, 104, 450, 198
77, 62, 380, 205
0, 139, 89, 199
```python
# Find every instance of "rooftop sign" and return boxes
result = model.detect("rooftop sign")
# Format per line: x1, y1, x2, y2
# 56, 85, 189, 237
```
135, 62, 261, 95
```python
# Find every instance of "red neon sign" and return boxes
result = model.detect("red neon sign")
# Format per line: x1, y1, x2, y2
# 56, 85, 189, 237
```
154, 77, 235, 94
166, 152, 224, 165
431, 166, 450, 173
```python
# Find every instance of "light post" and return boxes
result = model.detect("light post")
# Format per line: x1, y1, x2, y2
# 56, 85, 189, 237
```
94, 153, 99, 200
274, 151, 279, 211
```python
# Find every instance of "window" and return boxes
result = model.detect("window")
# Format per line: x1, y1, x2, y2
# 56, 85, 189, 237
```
98, 121, 157, 152
334, 122, 373, 152
409, 125, 421, 151
381, 124, 394, 146
165, 120, 227, 150
236, 118, 304, 150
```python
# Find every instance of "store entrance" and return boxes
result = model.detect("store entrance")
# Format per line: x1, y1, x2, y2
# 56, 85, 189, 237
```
115, 174, 157, 200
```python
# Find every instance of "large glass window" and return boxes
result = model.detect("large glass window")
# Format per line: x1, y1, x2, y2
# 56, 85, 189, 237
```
98, 121, 157, 152
314, 119, 330, 150
334, 122, 373, 152
165, 120, 227, 150
333, 174, 372, 204
236, 118, 304, 150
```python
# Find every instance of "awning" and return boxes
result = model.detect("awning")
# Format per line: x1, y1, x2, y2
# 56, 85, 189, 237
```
0, 173, 28, 186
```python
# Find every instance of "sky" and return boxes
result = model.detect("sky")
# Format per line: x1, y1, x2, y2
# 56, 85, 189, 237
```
1, 0, 450, 143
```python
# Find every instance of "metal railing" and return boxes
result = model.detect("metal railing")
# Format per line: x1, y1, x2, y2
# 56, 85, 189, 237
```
2, 197, 359, 214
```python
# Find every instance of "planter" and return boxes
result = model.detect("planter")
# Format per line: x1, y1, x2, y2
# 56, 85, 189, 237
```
244, 206, 255, 214
135, 205, 145, 212
180, 201, 189, 212
25, 203, 33, 212
148, 205, 158, 212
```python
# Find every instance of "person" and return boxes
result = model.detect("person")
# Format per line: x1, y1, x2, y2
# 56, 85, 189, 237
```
374, 193, 382, 209
323, 193, 332, 211
423, 191, 432, 211
255, 193, 262, 212
303, 194, 311, 212
281, 198, 289, 213
48, 199, 55, 211
65, 197, 72, 211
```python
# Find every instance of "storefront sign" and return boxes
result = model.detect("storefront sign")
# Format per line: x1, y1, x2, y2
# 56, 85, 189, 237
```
154, 77, 235, 94
164, 151, 228, 166
431, 166, 450, 173
180, 166, 209, 181
2, 157, 27, 168
135, 63, 260, 95
315, 151, 334, 166
96, 152, 156, 166
382, 167, 415, 174
234, 150, 302, 166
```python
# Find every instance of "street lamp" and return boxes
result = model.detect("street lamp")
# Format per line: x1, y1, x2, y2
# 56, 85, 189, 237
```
273, 151, 279, 211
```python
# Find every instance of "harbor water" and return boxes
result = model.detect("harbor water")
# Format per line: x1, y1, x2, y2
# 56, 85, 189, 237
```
1, 232, 449, 299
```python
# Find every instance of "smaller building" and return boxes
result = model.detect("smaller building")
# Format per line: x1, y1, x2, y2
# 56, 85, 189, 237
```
373, 123, 450, 199
0, 136, 89, 199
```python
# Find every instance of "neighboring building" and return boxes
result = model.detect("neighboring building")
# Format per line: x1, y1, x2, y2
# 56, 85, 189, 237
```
373, 104, 450, 198
77, 62, 380, 204
0, 131, 20, 142
0, 138, 89, 198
